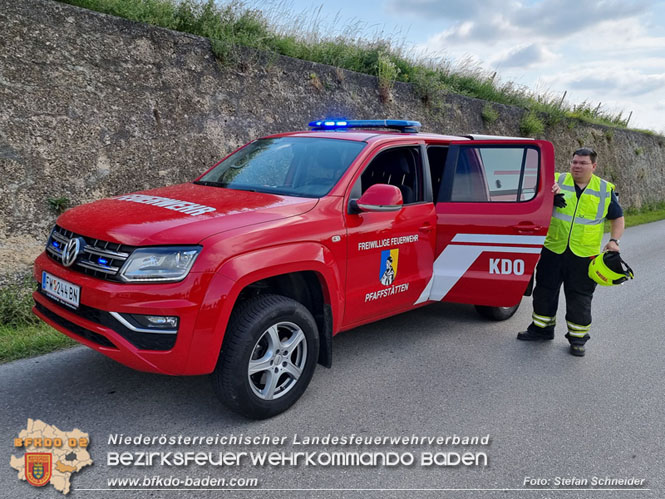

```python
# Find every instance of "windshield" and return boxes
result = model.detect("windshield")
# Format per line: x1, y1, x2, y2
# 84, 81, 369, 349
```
196, 137, 366, 197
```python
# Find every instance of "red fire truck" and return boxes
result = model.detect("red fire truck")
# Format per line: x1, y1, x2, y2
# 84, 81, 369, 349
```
33, 120, 554, 418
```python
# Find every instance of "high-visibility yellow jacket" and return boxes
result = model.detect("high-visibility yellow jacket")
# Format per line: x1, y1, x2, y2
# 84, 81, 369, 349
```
544, 172, 614, 257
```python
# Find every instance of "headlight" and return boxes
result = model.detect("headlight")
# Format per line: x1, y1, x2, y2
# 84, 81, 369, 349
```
119, 246, 202, 282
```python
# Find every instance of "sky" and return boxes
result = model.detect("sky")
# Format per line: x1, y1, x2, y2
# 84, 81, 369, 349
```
254, 0, 665, 132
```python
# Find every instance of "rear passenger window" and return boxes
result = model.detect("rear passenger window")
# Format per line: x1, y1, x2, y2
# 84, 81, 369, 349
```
443, 146, 539, 202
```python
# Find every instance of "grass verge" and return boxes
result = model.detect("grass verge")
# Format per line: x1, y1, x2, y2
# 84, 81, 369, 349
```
0, 324, 77, 364
616, 202, 665, 230
624, 209, 665, 227
0, 275, 77, 363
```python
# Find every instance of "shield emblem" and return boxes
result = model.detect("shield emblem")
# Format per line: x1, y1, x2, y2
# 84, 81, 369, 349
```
33, 463, 44, 479
25, 453, 52, 487
380, 248, 399, 286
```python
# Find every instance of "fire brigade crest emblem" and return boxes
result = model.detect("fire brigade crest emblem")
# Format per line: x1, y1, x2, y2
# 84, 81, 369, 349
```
380, 249, 399, 286
25, 453, 52, 487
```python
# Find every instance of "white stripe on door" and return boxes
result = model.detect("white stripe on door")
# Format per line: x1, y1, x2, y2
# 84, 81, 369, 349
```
451, 234, 545, 245
415, 244, 542, 304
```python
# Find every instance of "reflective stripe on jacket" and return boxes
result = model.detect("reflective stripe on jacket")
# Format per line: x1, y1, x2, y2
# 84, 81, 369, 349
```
544, 172, 614, 257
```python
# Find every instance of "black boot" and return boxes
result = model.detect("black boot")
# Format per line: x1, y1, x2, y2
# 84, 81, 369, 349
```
569, 344, 585, 356
517, 324, 554, 341
565, 333, 590, 357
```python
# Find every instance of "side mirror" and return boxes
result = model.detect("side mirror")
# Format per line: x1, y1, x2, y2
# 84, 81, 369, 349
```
350, 184, 403, 213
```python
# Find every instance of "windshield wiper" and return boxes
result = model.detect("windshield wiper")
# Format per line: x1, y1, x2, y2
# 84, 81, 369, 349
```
193, 180, 227, 187
194, 181, 277, 194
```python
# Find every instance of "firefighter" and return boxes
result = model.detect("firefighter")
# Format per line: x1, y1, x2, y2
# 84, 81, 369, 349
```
517, 147, 625, 356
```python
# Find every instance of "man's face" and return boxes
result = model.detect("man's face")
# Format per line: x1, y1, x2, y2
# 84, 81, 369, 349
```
569, 154, 596, 183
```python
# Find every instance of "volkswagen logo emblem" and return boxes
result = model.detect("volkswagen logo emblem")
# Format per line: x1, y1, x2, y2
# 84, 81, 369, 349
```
62, 237, 85, 267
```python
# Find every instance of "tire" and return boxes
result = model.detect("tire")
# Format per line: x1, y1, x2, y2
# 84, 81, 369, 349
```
474, 302, 520, 321
211, 294, 319, 419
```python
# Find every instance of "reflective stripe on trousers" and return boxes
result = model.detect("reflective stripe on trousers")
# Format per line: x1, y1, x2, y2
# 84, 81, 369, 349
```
566, 320, 591, 338
532, 312, 555, 329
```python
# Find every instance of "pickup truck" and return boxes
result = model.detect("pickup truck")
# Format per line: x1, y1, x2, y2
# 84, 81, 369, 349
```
33, 119, 554, 418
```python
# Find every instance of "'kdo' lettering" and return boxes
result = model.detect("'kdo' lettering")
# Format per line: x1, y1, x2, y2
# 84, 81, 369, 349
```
489, 258, 525, 275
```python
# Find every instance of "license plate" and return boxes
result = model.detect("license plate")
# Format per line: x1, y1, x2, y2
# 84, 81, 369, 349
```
41, 271, 80, 309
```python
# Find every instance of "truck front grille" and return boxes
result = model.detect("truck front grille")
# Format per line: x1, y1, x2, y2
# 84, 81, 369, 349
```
46, 225, 135, 281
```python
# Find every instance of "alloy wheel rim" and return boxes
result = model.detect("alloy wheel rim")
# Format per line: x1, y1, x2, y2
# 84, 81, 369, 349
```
247, 321, 307, 400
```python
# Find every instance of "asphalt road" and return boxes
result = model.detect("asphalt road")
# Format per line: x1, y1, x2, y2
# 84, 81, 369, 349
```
2, 220, 664, 499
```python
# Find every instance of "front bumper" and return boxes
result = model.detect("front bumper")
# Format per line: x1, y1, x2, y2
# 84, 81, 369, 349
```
33, 252, 222, 375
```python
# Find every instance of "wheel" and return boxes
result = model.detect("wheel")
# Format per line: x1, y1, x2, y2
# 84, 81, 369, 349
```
211, 294, 319, 419
474, 303, 520, 321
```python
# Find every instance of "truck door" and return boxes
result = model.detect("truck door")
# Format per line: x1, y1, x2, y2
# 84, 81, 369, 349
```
416, 140, 554, 307
344, 145, 436, 327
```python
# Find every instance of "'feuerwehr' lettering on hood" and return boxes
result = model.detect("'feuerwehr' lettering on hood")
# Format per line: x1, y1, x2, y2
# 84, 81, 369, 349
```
114, 194, 216, 216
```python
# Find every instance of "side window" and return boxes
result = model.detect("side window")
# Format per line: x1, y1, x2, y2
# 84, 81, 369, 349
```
358, 147, 424, 204
451, 148, 489, 202
444, 146, 539, 203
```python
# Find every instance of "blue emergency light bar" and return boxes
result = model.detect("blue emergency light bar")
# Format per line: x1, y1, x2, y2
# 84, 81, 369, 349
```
308, 119, 421, 133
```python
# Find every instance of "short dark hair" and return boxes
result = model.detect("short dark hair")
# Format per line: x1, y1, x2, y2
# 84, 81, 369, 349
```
573, 147, 597, 163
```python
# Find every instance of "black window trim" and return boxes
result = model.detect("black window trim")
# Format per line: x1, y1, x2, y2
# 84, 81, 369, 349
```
438, 144, 541, 204
425, 144, 449, 203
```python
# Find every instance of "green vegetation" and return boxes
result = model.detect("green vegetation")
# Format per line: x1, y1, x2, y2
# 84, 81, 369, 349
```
410, 66, 445, 105
519, 111, 545, 137
57, 0, 647, 131
0, 276, 76, 363
603, 202, 665, 232
604, 129, 614, 142
376, 51, 400, 102
0, 324, 76, 364
308, 72, 323, 92
623, 202, 665, 228
631, 128, 658, 137
1, 276, 39, 327
48, 196, 70, 214
481, 103, 499, 125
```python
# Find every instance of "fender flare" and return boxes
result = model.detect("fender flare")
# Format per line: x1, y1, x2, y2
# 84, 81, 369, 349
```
184, 242, 343, 374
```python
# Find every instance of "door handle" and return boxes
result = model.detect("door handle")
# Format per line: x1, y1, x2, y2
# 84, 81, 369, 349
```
511, 223, 542, 234
419, 224, 433, 233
